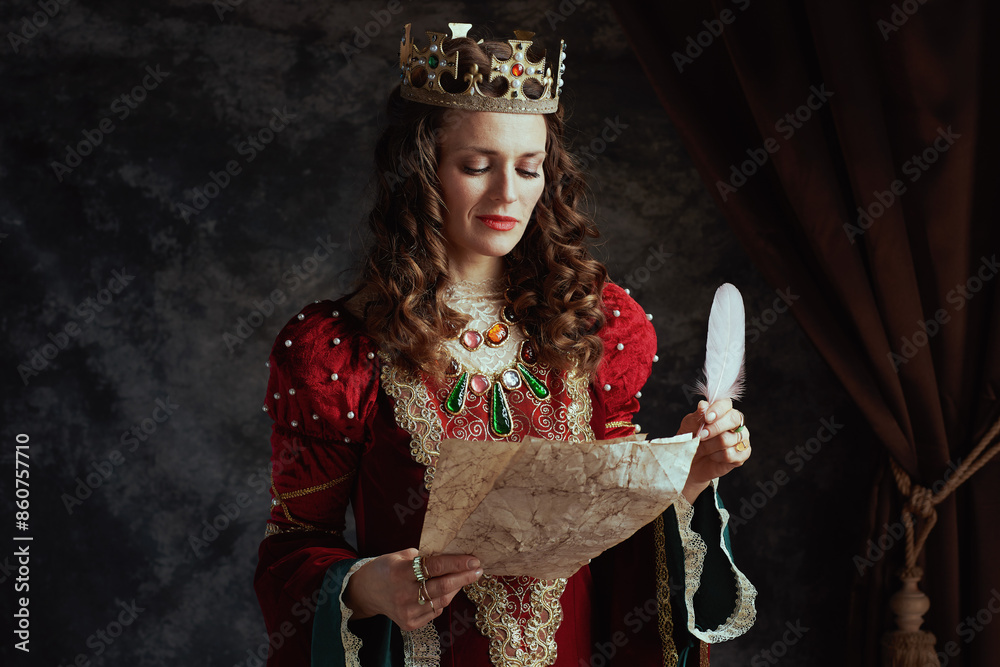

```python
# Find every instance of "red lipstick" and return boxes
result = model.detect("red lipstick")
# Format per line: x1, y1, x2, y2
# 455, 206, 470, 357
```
477, 215, 517, 231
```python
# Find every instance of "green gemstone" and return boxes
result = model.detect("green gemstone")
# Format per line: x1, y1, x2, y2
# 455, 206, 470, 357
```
446, 371, 468, 414
490, 383, 513, 436
517, 363, 549, 399
428, 54, 439, 68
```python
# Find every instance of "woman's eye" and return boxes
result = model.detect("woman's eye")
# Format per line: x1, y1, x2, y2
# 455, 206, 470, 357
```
518, 169, 541, 179
462, 166, 489, 175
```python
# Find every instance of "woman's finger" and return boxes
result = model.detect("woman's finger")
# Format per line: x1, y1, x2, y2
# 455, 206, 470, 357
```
425, 566, 484, 600
702, 398, 733, 424
421, 554, 481, 578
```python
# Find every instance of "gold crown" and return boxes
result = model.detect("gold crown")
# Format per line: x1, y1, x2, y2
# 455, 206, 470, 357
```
398, 22, 566, 114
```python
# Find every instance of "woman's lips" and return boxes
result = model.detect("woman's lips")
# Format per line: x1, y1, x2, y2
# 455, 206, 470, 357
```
477, 215, 517, 231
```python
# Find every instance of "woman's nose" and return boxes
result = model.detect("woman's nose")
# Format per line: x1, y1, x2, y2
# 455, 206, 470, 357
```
490, 169, 517, 203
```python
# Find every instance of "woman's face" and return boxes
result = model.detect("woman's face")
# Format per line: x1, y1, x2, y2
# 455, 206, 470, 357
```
436, 110, 547, 277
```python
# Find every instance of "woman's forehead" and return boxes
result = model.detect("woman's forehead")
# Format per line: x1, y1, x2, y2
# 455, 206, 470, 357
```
440, 110, 546, 154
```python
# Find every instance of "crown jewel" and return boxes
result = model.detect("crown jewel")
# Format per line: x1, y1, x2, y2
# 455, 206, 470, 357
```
398, 22, 566, 114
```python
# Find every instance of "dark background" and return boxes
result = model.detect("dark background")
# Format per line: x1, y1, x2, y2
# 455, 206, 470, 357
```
1, 1, 880, 665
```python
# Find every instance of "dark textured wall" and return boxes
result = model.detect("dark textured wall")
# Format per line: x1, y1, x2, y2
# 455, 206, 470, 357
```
1, 1, 880, 665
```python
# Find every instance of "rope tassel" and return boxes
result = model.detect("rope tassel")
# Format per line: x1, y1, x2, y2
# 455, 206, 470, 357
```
881, 416, 1000, 666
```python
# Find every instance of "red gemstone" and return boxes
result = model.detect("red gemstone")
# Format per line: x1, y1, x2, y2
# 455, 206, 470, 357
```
470, 374, 490, 395
461, 330, 483, 350
511, 63, 524, 77
520, 340, 536, 364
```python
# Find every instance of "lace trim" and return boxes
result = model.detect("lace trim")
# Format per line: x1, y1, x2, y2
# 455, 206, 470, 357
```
379, 352, 443, 489
674, 479, 758, 643
442, 277, 507, 300
464, 575, 567, 667
339, 557, 377, 667
402, 621, 443, 667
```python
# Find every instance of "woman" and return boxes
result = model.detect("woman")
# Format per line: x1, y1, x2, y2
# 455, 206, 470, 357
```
254, 22, 756, 667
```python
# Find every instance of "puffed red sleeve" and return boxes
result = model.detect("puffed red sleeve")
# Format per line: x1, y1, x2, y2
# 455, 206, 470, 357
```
253, 299, 380, 667
593, 282, 658, 438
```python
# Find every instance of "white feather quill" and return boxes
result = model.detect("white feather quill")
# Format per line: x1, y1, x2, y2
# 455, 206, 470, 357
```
693, 283, 746, 408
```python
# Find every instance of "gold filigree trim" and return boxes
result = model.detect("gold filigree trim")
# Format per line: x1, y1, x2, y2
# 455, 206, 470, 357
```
464, 575, 567, 667
653, 514, 679, 667
699, 640, 710, 666
563, 368, 595, 443
379, 351, 444, 489
604, 420, 635, 431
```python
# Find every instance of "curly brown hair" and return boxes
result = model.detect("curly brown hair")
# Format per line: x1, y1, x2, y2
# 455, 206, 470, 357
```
353, 34, 608, 382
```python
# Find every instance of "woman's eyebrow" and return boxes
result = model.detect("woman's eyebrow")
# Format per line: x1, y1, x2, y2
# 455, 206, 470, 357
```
457, 146, 546, 158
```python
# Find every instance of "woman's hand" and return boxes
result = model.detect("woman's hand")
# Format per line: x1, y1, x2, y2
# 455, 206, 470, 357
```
676, 398, 751, 503
344, 548, 483, 631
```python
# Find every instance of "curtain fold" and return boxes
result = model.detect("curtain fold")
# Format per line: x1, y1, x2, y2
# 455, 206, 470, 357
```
610, 1, 1000, 664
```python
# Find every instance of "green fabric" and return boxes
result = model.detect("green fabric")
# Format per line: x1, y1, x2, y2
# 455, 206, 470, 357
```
661, 486, 740, 664
312, 559, 396, 667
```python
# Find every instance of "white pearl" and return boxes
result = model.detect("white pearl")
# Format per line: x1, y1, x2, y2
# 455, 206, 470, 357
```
603, 384, 611, 391
262, 405, 268, 412
288, 388, 296, 395
344, 437, 351, 443
653, 355, 659, 362
635, 424, 642, 433
646, 313, 652, 321
515, 52, 523, 61
331, 373, 339, 381
613, 310, 620, 317
312, 414, 319, 420
625, 288, 631, 295
430, 44, 438, 52
347, 411, 355, 419
501, 63, 509, 73
290, 420, 298, 427
332, 310, 339, 317
284, 340, 292, 347
635, 391, 642, 398
367, 352, 375, 359
271, 498, 279, 506
616, 343, 624, 351
273, 392, 281, 400
511, 79, 520, 89
265, 360, 270, 367
333, 338, 341, 345
297, 314, 305, 320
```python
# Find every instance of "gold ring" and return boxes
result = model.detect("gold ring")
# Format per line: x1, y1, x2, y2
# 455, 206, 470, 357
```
417, 581, 430, 605
429, 598, 436, 612
735, 441, 748, 452
412, 556, 429, 583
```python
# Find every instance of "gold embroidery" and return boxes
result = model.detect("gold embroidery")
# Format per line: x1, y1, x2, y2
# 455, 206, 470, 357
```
699, 640, 710, 666
563, 368, 595, 442
268, 471, 355, 533
379, 325, 595, 666
464, 575, 566, 667
379, 351, 444, 489
653, 514, 679, 667
604, 420, 635, 430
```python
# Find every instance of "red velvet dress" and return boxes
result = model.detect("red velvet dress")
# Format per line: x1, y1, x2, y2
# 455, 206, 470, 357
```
253, 282, 755, 667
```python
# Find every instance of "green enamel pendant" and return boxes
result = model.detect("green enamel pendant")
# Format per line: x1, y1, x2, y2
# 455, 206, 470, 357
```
490, 382, 513, 436
517, 363, 549, 399
446, 371, 469, 414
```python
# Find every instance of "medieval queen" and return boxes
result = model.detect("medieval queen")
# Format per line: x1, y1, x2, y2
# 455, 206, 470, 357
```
254, 21, 757, 667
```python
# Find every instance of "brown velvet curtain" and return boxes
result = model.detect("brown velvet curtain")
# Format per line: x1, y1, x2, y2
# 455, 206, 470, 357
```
610, 0, 1000, 664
